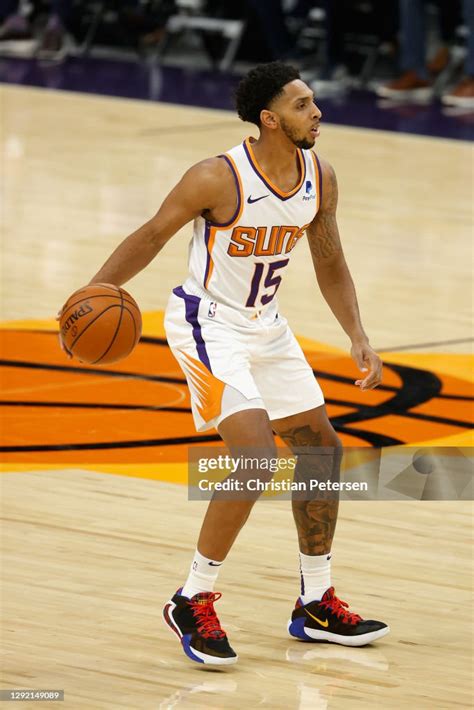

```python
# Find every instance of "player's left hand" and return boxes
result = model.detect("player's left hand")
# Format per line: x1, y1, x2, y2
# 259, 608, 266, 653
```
350, 341, 383, 390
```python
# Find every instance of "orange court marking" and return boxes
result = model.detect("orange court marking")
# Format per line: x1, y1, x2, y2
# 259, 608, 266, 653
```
0, 316, 472, 476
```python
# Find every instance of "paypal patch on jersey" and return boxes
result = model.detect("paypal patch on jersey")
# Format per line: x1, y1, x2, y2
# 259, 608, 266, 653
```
303, 179, 316, 202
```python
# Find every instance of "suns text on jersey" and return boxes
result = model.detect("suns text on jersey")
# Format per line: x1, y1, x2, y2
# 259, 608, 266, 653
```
227, 224, 309, 257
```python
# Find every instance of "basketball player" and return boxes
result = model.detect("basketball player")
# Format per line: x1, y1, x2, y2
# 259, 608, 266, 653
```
71, 63, 389, 664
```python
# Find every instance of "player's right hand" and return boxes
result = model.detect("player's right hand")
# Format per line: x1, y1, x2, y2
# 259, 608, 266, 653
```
351, 341, 383, 390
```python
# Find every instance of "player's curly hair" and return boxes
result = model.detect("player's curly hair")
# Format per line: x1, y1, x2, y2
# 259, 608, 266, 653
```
235, 62, 301, 127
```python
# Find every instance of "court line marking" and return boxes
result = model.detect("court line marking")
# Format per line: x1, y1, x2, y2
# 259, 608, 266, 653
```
0, 400, 191, 412
0, 433, 221, 453
377, 337, 474, 352
0, 359, 186, 384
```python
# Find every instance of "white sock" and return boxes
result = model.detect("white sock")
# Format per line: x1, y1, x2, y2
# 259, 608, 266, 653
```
299, 552, 332, 603
181, 549, 223, 599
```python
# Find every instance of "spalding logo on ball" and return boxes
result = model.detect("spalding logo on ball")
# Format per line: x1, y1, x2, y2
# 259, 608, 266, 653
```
59, 283, 142, 364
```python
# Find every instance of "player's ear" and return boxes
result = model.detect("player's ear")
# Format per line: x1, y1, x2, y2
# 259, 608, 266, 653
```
260, 109, 278, 130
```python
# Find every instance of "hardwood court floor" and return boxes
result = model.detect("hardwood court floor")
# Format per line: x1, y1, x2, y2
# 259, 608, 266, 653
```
0, 84, 473, 709
1, 470, 472, 709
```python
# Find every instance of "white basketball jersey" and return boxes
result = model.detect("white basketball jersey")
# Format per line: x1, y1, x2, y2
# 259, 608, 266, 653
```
187, 137, 322, 312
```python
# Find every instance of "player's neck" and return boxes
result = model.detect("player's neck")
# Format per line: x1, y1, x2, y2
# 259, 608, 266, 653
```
250, 134, 300, 179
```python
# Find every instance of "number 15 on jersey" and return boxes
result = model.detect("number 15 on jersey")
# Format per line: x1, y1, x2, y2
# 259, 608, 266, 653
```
245, 259, 290, 308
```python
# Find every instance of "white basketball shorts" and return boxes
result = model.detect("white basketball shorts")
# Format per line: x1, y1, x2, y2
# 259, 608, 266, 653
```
164, 279, 324, 432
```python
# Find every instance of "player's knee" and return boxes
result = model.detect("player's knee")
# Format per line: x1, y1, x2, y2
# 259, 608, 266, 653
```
218, 407, 276, 449
224, 445, 279, 496
320, 421, 342, 451
256, 447, 281, 484
240, 444, 279, 483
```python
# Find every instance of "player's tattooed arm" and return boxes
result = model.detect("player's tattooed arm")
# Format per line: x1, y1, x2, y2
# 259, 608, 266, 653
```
306, 161, 342, 261
306, 158, 382, 390
278, 425, 339, 555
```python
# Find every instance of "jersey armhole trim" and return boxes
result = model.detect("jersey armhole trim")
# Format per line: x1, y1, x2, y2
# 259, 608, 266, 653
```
202, 153, 243, 290
311, 151, 323, 212
203, 153, 244, 229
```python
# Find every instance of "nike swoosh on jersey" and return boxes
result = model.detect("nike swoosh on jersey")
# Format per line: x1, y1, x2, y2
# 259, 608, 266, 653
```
247, 194, 269, 204
304, 609, 329, 627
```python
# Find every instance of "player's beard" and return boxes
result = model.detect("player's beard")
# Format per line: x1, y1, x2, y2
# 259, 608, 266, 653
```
280, 117, 315, 149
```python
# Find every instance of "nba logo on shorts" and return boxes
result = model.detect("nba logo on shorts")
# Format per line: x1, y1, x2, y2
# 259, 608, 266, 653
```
208, 302, 217, 318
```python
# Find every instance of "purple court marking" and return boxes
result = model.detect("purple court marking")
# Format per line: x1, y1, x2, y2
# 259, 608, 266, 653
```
172, 286, 212, 372
0, 57, 472, 141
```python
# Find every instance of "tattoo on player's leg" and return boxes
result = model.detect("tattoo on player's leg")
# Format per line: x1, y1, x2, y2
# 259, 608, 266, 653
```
291, 499, 339, 555
279, 425, 340, 556
278, 425, 322, 448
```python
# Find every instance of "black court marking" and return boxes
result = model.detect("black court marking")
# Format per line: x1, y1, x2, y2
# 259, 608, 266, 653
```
1, 356, 397, 389
139, 335, 169, 345
1, 335, 472, 452
376, 337, 474, 352
312, 368, 399, 392
325, 398, 472, 429
2, 356, 400, 393
0, 359, 187, 385
437, 393, 473, 401
0, 434, 221, 453
5, 330, 161, 345
333, 426, 402, 447
323, 362, 473, 447
0, 400, 191, 413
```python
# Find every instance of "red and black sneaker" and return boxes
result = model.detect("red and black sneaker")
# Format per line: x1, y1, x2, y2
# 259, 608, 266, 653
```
288, 587, 390, 647
163, 589, 238, 665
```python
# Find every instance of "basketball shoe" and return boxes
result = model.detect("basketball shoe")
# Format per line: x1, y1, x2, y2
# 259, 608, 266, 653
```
288, 587, 389, 647
163, 589, 238, 665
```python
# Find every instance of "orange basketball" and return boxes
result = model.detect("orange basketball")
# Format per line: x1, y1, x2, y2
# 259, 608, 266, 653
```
59, 283, 142, 365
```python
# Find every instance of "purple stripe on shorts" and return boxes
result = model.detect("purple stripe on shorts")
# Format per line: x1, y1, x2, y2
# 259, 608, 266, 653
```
173, 286, 212, 372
